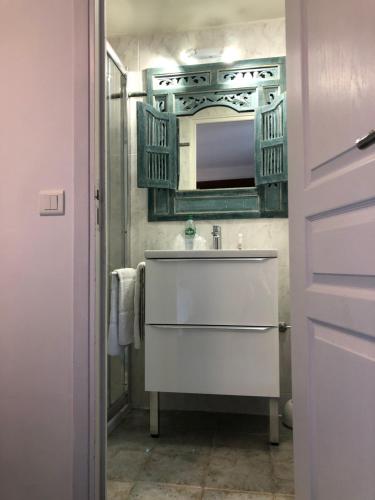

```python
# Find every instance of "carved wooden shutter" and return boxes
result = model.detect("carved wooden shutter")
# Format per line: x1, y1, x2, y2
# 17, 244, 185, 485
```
255, 92, 287, 185
137, 102, 178, 189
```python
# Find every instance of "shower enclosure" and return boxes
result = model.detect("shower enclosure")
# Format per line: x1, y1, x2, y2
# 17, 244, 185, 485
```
105, 44, 130, 422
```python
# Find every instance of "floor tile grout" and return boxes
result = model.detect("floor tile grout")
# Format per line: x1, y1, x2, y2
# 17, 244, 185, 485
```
116, 479, 296, 500
199, 431, 215, 499
108, 480, 295, 499
125, 481, 136, 499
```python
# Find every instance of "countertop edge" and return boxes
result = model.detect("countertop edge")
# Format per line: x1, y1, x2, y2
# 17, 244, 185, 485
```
144, 249, 278, 259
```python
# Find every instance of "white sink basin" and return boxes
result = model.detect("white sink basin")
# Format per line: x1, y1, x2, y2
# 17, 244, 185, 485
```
144, 249, 277, 259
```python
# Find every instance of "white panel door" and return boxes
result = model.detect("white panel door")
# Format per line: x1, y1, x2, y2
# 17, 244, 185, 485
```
286, 1, 375, 499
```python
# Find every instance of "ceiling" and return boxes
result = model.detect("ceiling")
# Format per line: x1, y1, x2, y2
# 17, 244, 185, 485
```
106, 0, 285, 36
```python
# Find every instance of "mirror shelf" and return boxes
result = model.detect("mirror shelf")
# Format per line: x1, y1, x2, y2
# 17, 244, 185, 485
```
148, 183, 288, 221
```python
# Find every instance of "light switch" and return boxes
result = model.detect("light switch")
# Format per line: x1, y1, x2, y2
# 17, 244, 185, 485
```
39, 190, 65, 216
49, 195, 58, 210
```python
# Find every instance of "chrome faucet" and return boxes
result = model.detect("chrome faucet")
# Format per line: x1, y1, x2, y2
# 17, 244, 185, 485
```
212, 225, 222, 250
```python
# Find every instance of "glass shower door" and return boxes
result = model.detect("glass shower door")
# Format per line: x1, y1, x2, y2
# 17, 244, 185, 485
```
106, 49, 129, 420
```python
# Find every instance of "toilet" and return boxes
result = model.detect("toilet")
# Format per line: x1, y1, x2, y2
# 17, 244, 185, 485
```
283, 399, 293, 429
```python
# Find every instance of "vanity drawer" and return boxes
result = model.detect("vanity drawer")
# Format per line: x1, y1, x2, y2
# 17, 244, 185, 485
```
145, 257, 278, 326
145, 325, 279, 397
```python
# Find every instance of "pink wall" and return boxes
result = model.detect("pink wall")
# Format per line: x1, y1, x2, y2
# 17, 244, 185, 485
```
0, 1, 92, 498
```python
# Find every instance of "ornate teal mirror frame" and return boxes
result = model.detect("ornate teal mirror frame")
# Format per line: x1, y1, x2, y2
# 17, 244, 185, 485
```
137, 56, 288, 221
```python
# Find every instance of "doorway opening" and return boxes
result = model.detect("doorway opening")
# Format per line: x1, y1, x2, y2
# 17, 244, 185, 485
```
101, 2, 293, 498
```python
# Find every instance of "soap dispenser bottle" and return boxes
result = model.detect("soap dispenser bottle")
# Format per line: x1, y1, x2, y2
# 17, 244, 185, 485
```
237, 233, 243, 250
184, 217, 196, 250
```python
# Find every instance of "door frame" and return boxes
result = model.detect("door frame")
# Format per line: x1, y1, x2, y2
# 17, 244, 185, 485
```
285, 1, 311, 496
95, 0, 107, 498
105, 43, 131, 422
73, 0, 106, 499
90, 3, 299, 500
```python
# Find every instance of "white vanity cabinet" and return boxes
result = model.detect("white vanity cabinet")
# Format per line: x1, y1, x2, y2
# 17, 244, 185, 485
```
144, 250, 280, 443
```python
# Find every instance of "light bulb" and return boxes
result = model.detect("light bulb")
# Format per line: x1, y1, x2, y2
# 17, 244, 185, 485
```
222, 46, 239, 64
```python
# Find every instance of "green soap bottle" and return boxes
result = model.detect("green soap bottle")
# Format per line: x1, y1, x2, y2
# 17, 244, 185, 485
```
184, 217, 196, 250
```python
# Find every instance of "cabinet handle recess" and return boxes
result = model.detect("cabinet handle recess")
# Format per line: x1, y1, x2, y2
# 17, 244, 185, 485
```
151, 258, 270, 262
149, 324, 274, 332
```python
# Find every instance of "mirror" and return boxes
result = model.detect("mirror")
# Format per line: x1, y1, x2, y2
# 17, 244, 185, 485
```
140, 56, 288, 220
179, 108, 255, 191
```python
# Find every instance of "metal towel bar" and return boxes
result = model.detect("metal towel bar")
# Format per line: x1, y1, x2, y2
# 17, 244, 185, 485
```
279, 322, 291, 332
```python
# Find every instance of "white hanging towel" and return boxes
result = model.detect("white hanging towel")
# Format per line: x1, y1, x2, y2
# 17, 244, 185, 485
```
133, 262, 146, 349
108, 268, 136, 356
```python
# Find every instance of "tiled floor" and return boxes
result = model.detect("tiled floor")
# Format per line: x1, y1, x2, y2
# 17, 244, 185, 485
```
107, 410, 294, 500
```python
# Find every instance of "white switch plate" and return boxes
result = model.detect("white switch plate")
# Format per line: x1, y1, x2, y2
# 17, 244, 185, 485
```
39, 190, 65, 216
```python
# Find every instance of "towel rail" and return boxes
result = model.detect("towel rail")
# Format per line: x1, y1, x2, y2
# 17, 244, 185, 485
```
279, 322, 291, 332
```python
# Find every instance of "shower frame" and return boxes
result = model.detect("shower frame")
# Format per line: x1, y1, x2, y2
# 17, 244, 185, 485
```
105, 42, 131, 425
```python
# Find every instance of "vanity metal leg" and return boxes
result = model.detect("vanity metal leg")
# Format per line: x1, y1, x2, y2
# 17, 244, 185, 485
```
269, 398, 279, 445
150, 391, 160, 437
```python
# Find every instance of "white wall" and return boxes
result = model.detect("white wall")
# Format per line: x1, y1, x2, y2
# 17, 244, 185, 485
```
0, 1, 92, 499
109, 18, 291, 414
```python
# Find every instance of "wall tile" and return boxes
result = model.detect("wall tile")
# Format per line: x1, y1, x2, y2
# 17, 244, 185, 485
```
113, 18, 290, 414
